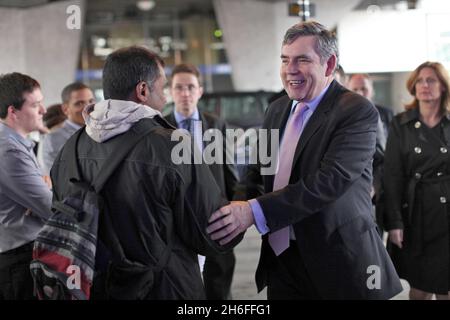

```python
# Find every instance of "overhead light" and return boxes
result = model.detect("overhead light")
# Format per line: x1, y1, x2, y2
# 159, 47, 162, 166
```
395, 1, 408, 11
366, 4, 381, 14
136, 0, 155, 12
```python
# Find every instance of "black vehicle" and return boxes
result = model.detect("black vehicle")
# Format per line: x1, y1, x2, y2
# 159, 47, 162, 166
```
163, 90, 276, 130
163, 91, 277, 180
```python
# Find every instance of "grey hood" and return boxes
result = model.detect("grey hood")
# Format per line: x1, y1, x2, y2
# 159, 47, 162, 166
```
83, 99, 161, 142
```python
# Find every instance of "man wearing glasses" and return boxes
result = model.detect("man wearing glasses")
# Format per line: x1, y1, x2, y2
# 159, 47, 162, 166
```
165, 63, 239, 300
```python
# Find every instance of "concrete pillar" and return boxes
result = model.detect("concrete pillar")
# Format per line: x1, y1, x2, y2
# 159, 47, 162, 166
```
0, 0, 85, 105
391, 72, 412, 114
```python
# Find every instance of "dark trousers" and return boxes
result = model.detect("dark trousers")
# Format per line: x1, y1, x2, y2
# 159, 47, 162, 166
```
203, 250, 236, 300
0, 242, 35, 300
267, 241, 322, 300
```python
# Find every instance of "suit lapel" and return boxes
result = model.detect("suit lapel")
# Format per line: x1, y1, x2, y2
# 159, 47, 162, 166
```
199, 112, 211, 131
199, 112, 211, 149
264, 97, 292, 191
291, 80, 340, 170
165, 112, 177, 128
272, 98, 293, 141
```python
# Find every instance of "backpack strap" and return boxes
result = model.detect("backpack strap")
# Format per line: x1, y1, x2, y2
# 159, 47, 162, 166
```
66, 120, 155, 193
65, 118, 174, 292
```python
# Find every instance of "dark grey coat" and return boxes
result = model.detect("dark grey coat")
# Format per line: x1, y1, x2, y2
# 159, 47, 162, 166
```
246, 80, 402, 299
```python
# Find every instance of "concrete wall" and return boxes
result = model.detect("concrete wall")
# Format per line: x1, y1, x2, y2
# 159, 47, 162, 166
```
391, 72, 413, 114
213, 0, 360, 91
0, 0, 85, 105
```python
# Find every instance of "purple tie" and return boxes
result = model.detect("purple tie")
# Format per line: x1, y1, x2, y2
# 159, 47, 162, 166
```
268, 102, 308, 256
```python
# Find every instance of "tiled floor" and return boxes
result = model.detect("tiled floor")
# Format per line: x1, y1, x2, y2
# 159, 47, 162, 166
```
231, 227, 410, 300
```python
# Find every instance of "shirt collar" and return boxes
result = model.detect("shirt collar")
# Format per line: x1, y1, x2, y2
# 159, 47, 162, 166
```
65, 119, 82, 130
291, 83, 331, 113
174, 108, 200, 125
0, 122, 35, 151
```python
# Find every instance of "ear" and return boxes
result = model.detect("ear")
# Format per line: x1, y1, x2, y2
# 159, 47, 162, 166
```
61, 103, 70, 116
325, 55, 337, 77
135, 81, 148, 104
7, 105, 18, 120
198, 86, 204, 99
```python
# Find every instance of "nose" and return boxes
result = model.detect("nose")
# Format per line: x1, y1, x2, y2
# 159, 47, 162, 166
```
181, 89, 190, 96
286, 60, 298, 74
39, 104, 46, 114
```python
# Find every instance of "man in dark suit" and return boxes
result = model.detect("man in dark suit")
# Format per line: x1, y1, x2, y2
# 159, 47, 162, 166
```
207, 21, 402, 299
347, 73, 394, 138
164, 63, 238, 300
347, 73, 394, 233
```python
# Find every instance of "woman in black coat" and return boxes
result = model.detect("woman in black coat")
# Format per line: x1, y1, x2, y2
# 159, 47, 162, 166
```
384, 61, 450, 299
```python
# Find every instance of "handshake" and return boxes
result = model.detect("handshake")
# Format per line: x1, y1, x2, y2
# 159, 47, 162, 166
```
206, 201, 255, 245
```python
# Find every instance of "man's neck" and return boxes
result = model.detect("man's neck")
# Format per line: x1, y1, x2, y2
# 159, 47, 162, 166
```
66, 119, 83, 129
0, 118, 28, 138
175, 107, 197, 118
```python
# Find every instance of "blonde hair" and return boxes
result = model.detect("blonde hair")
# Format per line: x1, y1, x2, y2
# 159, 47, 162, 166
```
405, 61, 450, 113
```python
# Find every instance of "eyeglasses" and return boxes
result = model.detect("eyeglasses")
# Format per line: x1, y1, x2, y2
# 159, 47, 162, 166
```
173, 84, 199, 93
415, 78, 439, 86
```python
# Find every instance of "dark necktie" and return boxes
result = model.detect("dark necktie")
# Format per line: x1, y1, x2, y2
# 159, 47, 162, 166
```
180, 117, 202, 152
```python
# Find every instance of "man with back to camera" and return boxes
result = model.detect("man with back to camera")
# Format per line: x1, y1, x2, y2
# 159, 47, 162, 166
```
164, 63, 239, 300
38, 82, 95, 176
206, 21, 402, 299
0, 72, 52, 300
50, 46, 242, 299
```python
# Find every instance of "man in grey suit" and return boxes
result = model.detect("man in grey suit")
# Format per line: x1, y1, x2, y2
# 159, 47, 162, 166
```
38, 82, 95, 175
164, 64, 238, 299
207, 21, 402, 299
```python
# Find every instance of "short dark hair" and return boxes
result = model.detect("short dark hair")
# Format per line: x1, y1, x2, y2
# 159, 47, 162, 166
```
170, 63, 202, 85
102, 46, 165, 100
61, 82, 91, 103
0, 72, 40, 119
43, 103, 66, 130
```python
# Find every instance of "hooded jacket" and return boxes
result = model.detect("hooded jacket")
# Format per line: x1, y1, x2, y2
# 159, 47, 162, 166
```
50, 100, 241, 299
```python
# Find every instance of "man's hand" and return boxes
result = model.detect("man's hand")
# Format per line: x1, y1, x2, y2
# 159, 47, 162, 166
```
37, 124, 50, 134
42, 175, 52, 189
206, 201, 255, 245
388, 229, 403, 249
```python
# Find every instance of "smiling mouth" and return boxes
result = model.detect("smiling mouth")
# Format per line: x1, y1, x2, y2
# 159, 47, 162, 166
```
288, 80, 306, 86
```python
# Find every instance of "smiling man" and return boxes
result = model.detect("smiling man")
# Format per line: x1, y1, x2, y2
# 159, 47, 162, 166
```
38, 82, 95, 175
207, 21, 402, 299
0, 72, 52, 300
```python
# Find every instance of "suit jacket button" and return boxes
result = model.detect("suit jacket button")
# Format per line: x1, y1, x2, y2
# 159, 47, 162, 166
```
415, 172, 422, 179
414, 121, 421, 128
437, 172, 443, 176
440, 197, 447, 203
440, 147, 448, 153
414, 147, 422, 154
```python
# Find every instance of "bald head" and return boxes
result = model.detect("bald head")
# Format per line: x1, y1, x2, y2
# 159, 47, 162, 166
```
348, 74, 374, 101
